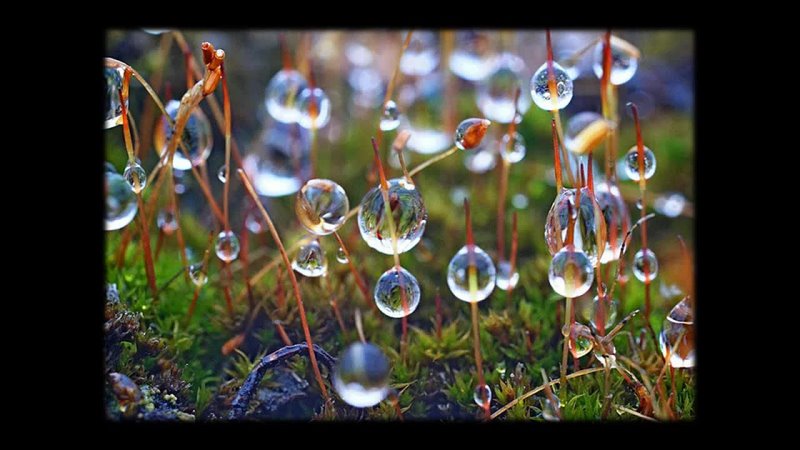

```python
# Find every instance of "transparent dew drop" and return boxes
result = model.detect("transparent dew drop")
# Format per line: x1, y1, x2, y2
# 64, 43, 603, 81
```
455, 118, 492, 151
495, 260, 519, 290
296, 87, 331, 129
373, 266, 421, 318
265, 69, 308, 124
157, 209, 178, 235
567, 322, 594, 358
548, 246, 594, 298
449, 31, 495, 81
500, 131, 526, 164
447, 244, 497, 302
245, 213, 264, 234
336, 247, 349, 264
473, 384, 492, 408
333, 342, 391, 408
155, 99, 213, 171
358, 178, 427, 255
295, 179, 349, 236
291, 238, 328, 278
544, 187, 607, 266
399, 31, 439, 77
104, 66, 126, 129
531, 62, 574, 111
123, 162, 147, 194
215, 230, 241, 263
243, 122, 311, 197
188, 263, 207, 287
632, 248, 658, 282
635, 199, 643, 210
595, 181, 631, 264
380, 100, 401, 131
475, 53, 532, 123
624, 145, 656, 181
592, 38, 639, 85
217, 165, 227, 183
512, 193, 529, 209
655, 192, 686, 218
659, 298, 695, 368
581, 296, 619, 331
105, 171, 138, 231
564, 112, 611, 156
542, 396, 561, 421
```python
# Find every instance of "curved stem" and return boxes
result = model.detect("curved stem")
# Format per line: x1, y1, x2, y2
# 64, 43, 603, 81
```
491, 367, 604, 419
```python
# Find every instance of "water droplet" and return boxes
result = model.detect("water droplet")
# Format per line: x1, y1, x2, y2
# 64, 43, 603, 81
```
380, 100, 401, 131
531, 62, 574, 111
495, 260, 519, 290
142, 28, 170, 35
449, 186, 469, 206
655, 192, 686, 218
358, 178, 427, 255
632, 248, 658, 282
500, 131, 526, 163
635, 198, 644, 210
405, 126, 451, 155
473, 384, 492, 407
447, 245, 496, 302
217, 165, 227, 183
294, 179, 349, 237
104, 67, 126, 129
476, 53, 532, 123
564, 112, 611, 155
292, 238, 328, 277
595, 181, 631, 264
399, 32, 439, 77
624, 146, 656, 181
265, 69, 308, 124
449, 31, 495, 81
215, 230, 241, 262
123, 162, 147, 194
592, 38, 639, 85
374, 266, 421, 318
296, 87, 331, 129
545, 187, 607, 266
512, 193, 529, 209
245, 213, 264, 234
188, 263, 207, 287
567, 322, 594, 358
659, 298, 695, 368
336, 247, 349, 264
157, 209, 178, 235
548, 245, 594, 298
242, 122, 311, 197
333, 342, 390, 408
345, 40, 374, 67
659, 282, 684, 300
455, 118, 491, 151
581, 296, 619, 332
542, 396, 561, 421
105, 170, 138, 231
155, 100, 213, 171
464, 141, 497, 173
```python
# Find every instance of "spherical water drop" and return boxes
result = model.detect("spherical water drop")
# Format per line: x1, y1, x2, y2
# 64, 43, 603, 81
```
476, 53, 532, 123
333, 342, 390, 408
495, 260, 519, 290
659, 298, 695, 368
105, 170, 138, 231
455, 118, 491, 151
564, 112, 611, 156
449, 31, 495, 81
548, 246, 594, 298
512, 193, 529, 209
265, 69, 308, 124
105, 67, 126, 129
473, 384, 492, 407
544, 187, 607, 266
542, 396, 561, 421
291, 238, 328, 277
531, 62, 574, 111
463, 141, 497, 174
297, 87, 331, 129
399, 32, 439, 77
380, 100, 401, 131
595, 181, 631, 264
581, 296, 619, 332
295, 179, 349, 236
217, 165, 227, 183
655, 193, 686, 218
592, 38, 639, 85
500, 131, 526, 163
123, 162, 147, 193
336, 247, 349, 264
567, 322, 594, 358
243, 122, 311, 197
447, 245, 496, 303
157, 209, 178, 235
358, 178, 427, 255
215, 230, 241, 262
374, 266, 421, 318
188, 263, 207, 287
155, 100, 213, 171
624, 146, 656, 181
632, 248, 658, 282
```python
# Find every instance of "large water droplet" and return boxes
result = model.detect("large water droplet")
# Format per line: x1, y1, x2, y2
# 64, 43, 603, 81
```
358, 178, 427, 255
374, 266, 421, 318
292, 238, 328, 277
595, 181, 631, 264
333, 342, 390, 408
581, 296, 619, 332
624, 146, 656, 181
295, 179, 349, 236
123, 161, 146, 194
104, 67, 126, 129
592, 38, 639, 85
155, 100, 213, 171
243, 122, 311, 197
265, 69, 308, 124
548, 245, 594, 298
659, 298, 694, 368
531, 62, 574, 111
544, 187, 607, 267
447, 245, 496, 302
105, 170, 138, 231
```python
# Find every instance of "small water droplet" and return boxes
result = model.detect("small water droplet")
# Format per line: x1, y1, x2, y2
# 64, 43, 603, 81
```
215, 230, 241, 262
568, 322, 594, 358
475, 53, 531, 123
495, 260, 519, 290
374, 266, 421, 318
217, 165, 227, 183
635, 198, 643, 210
336, 247, 349, 264
542, 396, 561, 421
292, 239, 328, 277
297, 87, 331, 129
592, 38, 639, 85
512, 193, 529, 209
500, 131, 526, 163
296, 179, 349, 236
632, 248, 658, 282
157, 210, 178, 235
380, 100, 401, 131
188, 263, 207, 287
123, 162, 147, 194
454, 118, 491, 151
624, 146, 656, 181
531, 62, 574, 111
358, 178, 427, 255
105, 170, 138, 231
265, 69, 308, 124
548, 246, 594, 298
473, 384, 492, 408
